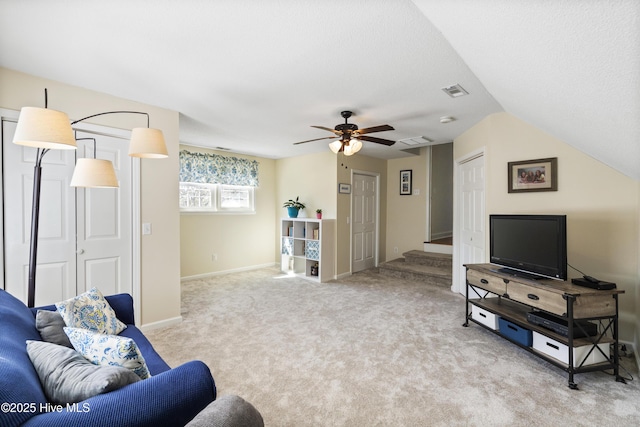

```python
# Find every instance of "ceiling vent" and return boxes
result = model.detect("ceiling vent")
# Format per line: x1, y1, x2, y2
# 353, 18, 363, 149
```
441, 84, 468, 98
398, 136, 433, 146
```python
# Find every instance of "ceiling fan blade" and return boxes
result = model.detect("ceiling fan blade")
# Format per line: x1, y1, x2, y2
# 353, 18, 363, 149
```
356, 135, 396, 146
293, 136, 339, 145
356, 124, 394, 135
311, 125, 342, 135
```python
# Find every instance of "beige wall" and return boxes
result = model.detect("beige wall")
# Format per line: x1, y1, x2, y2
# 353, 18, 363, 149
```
179, 145, 276, 277
275, 151, 337, 269
336, 154, 388, 276
0, 67, 181, 327
386, 150, 428, 258
455, 112, 639, 342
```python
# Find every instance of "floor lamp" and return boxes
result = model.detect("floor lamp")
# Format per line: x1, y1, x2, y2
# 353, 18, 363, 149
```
12, 89, 168, 307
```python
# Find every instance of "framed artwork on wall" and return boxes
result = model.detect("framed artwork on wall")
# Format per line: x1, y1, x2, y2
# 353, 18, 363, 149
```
400, 170, 412, 195
508, 157, 558, 193
338, 183, 351, 194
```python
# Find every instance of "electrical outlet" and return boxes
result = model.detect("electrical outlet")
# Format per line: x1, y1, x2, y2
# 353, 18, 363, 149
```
394, 247, 399, 254
212, 254, 218, 262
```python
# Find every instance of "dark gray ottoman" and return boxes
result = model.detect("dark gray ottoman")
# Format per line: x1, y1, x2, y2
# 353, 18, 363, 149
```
186, 395, 264, 427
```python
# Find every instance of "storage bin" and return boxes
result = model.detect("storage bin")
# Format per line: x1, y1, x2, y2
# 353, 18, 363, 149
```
471, 305, 499, 330
498, 318, 532, 346
532, 331, 609, 366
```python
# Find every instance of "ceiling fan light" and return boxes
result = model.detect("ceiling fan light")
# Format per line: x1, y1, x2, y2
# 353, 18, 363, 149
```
329, 140, 342, 154
343, 143, 355, 156
350, 139, 362, 153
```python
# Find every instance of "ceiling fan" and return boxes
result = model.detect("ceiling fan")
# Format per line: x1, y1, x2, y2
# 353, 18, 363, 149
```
294, 110, 395, 156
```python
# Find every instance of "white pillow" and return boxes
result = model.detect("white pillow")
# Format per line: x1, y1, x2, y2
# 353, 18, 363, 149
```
56, 287, 126, 335
64, 327, 151, 380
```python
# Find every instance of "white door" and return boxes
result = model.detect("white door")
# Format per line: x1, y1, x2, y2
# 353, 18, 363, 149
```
352, 172, 378, 273
2, 121, 133, 305
3, 119, 77, 305
457, 154, 485, 296
75, 131, 132, 296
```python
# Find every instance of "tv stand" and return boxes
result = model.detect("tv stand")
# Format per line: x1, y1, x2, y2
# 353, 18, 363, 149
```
494, 267, 545, 281
464, 263, 625, 389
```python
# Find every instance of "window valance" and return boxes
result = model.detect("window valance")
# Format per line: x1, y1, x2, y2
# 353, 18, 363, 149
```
179, 150, 259, 187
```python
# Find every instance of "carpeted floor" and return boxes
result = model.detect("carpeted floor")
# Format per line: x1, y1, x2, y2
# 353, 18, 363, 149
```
146, 267, 640, 426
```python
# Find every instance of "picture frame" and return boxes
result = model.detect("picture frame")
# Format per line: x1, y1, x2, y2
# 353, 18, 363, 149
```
338, 183, 351, 194
400, 170, 412, 195
508, 157, 558, 193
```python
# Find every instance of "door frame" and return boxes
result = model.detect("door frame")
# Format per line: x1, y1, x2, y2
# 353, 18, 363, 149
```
452, 147, 485, 294
0, 108, 142, 323
350, 169, 381, 273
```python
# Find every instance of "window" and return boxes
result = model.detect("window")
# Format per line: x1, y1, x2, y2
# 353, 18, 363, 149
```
179, 150, 259, 214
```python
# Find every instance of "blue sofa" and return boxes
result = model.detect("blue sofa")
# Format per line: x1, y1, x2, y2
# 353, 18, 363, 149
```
0, 289, 216, 427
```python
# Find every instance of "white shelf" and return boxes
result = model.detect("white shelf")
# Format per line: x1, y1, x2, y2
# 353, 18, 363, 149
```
280, 218, 334, 282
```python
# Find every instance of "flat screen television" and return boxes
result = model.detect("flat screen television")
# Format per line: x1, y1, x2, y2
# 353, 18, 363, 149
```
490, 214, 567, 280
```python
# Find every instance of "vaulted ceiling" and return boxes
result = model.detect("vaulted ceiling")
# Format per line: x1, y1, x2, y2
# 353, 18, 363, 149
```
1, 1, 638, 179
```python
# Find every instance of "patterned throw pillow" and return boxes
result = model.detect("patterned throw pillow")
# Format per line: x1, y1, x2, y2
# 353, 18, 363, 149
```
56, 287, 126, 335
64, 327, 151, 380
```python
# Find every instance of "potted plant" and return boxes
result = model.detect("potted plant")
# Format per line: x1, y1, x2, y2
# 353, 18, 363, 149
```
283, 197, 305, 218
316, 209, 322, 219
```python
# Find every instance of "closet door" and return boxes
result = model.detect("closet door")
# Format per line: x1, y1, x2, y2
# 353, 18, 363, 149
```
2, 119, 77, 305
75, 131, 132, 297
2, 119, 133, 306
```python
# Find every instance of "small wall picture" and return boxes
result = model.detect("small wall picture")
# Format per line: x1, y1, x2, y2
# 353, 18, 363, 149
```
338, 183, 351, 194
400, 170, 412, 195
508, 157, 558, 193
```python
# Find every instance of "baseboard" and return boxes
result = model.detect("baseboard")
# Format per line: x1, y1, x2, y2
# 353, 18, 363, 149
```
335, 271, 352, 280
181, 262, 276, 282
140, 316, 182, 333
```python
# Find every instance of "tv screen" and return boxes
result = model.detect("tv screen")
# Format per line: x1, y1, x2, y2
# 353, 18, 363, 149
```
490, 214, 567, 280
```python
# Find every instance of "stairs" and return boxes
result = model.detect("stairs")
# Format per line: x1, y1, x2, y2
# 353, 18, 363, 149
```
378, 250, 452, 287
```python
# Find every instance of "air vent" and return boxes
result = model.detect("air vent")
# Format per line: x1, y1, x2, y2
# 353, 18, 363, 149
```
441, 84, 469, 98
215, 146, 231, 151
398, 136, 433, 146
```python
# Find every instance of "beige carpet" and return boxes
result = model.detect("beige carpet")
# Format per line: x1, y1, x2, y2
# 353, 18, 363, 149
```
146, 267, 640, 426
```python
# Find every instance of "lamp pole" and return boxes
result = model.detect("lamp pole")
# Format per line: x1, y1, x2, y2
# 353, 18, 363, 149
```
27, 148, 48, 307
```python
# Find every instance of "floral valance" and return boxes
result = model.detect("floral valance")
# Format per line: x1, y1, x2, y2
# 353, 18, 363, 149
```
179, 150, 259, 187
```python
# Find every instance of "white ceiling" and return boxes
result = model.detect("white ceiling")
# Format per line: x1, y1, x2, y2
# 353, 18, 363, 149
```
1, 1, 638, 179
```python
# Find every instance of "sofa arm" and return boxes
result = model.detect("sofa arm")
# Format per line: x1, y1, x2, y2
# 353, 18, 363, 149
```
22, 360, 216, 427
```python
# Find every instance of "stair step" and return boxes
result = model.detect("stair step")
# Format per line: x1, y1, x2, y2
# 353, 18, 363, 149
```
402, 250, 452, 268
378, 258, 452, 287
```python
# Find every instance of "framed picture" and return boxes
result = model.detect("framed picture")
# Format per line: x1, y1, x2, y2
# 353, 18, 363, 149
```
338, 183, 351, 194
400, 170, 412, 195
508, 157, 558, 193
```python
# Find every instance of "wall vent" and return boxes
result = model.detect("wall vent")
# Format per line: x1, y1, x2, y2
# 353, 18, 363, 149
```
398, 136, 433, 146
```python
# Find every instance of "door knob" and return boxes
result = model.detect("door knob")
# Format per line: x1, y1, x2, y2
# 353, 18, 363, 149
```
77, 249, 85, 255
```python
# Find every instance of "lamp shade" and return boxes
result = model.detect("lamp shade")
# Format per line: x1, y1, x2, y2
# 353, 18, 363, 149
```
13, 107, 77, 150
70, 158, 119, 188
329, 140, 343, 154
128, 128, 168, 158
350, 139, 363, 154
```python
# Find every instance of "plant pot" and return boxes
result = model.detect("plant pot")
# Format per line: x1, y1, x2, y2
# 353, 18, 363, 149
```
287, 207, 299, 218
316, 213, 322, 219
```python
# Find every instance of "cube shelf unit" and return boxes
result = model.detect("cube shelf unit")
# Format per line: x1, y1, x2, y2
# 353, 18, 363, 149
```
280, 218, 334, 282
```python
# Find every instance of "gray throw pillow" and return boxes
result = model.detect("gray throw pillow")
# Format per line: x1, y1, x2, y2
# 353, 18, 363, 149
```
26, 340, 140, 405
36, 310, 73, 348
